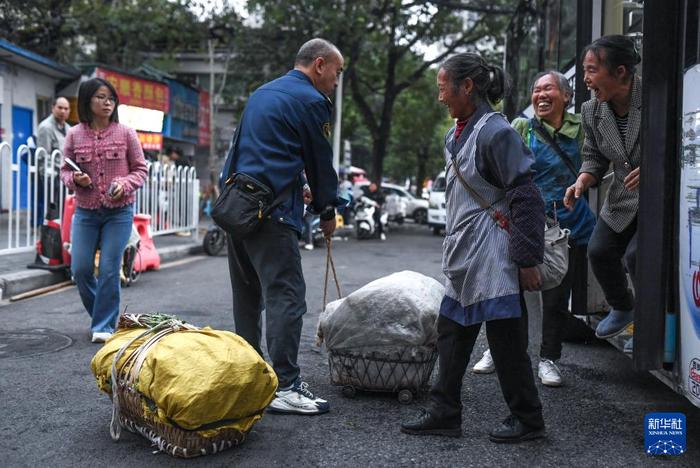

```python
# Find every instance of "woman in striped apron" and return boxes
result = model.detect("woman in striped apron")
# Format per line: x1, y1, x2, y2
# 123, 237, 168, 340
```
472, 71, 596, 387
401, 53, 546, 443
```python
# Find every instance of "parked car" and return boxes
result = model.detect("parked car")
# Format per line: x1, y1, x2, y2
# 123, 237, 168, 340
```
354, 181, 429, 224
427, 171, 446, 235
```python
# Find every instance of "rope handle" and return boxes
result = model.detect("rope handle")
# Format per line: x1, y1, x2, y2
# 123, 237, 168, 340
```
109, 319, 197, 441
322, 238, 342, 311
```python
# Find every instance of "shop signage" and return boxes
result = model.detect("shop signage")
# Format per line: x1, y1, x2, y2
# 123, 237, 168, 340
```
96, 67, 169, 113
137, 131, 163, 151
163, 79, 198, 144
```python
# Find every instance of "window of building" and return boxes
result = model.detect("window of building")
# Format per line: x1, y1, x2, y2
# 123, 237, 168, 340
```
36, 96, 52, 123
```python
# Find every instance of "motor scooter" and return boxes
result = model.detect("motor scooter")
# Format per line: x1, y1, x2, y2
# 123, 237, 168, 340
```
354, 196, 388, 240
203, 224, 227, 256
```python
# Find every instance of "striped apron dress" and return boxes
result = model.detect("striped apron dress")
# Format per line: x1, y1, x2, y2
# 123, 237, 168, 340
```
440, 112, 523, 326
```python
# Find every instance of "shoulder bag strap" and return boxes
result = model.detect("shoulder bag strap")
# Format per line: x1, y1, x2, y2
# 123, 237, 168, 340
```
220, 114, 244, 187
448, 156, 509, 231
531, 118, 578, 178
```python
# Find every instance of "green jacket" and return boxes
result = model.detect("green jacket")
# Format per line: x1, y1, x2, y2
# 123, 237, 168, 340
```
511, 112, 583, 150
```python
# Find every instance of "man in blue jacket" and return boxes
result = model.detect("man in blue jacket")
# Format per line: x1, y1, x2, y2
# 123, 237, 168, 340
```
223, 38, 343, 415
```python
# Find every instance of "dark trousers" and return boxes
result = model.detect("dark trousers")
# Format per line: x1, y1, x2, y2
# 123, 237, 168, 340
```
587, 218, 637, 311
373, 208, 384, 235
429, 295, 544, 430
226, 220, 306, 388
540, 243, 587, 361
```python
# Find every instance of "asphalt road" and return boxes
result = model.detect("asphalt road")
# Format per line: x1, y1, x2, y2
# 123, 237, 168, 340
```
0, 223, 697, 467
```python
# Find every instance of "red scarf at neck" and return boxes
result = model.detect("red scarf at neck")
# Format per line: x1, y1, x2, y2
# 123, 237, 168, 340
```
454, 118, 470, 139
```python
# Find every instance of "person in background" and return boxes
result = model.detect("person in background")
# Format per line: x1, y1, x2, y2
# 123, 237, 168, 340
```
365, 181, 386, 240
472, 71, 596, 387
60, 78, 148, 343
563, 35, 642, 341
37, 96, 71, 156
401, 52, 545, 443
36, 96, 72, 224
338, 169, 354, 225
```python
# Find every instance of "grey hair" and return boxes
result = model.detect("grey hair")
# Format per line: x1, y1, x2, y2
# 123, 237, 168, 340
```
294, 38, 341, 66
531, 70, 573, 105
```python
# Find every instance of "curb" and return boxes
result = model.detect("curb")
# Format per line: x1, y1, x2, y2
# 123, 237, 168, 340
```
0, 242, 203, 301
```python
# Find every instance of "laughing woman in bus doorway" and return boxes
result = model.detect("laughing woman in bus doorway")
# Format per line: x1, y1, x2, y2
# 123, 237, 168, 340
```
563, 35, 642, 341
60, 78, 148, 343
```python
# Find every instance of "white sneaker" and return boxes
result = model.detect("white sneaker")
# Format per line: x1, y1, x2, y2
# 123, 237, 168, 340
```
304, 244, 314, 251
472, 349, 495, 374
538, 359, 563, 387
91, 332, 112, 343
380, 233, 386, 241
268, 380, 330, 415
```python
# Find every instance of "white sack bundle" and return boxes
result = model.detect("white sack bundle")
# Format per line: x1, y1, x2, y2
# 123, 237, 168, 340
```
317, 270, 444, 353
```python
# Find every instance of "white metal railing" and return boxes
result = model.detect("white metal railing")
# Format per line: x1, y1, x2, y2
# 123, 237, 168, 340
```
0, 141, 51, 256
134, 162, 200, 239
0, 143, 199, 256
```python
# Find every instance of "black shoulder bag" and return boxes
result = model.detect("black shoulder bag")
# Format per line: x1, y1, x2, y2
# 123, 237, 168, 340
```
211, 119, 296, 240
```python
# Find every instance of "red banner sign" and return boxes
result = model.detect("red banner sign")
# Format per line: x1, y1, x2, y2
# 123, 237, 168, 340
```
137, 132, 163, 151
198, 89, 210, 147
96, 68, 169, 113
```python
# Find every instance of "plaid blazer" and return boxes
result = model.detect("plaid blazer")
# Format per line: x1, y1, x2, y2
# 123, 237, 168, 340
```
580, 75, 641, 233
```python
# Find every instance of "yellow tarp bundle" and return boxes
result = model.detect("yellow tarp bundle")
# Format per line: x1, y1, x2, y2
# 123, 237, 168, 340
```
91, 326, 278, 436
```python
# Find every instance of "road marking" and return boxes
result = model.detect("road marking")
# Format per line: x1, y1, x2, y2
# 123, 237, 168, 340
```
159, 255, 207, 270
0, 256, 207, 306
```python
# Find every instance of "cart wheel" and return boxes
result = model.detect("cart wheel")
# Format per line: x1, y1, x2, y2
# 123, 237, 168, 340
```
342, 386, 356, 398
398, 389, 413, 404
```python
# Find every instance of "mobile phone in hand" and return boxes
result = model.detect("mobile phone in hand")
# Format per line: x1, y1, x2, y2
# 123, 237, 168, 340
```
63, 157, 82, 172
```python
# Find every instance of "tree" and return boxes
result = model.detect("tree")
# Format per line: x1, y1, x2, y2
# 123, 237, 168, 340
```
384, 67, 451, 195
70, 0, 206, 69
241, 0, 511, 183
1, 0, 207, 68
1, 0, 75, 61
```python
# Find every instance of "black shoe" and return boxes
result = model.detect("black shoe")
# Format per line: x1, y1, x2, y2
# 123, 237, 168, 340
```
400, 408, 462, 437
488, 415, 545, 443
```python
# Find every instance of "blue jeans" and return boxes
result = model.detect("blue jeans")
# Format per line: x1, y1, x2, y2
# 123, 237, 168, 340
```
71, 204, 134, 333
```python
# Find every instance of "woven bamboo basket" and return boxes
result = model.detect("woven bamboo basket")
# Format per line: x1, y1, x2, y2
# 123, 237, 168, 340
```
115, 382, 248, 458
106, 314, 254, 458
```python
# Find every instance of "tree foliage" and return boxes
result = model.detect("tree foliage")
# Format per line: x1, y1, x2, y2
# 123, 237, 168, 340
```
239, 0, 512, 183
1, 0, 74, 61
384, 67, 452, 193
1, 0, 207, 68
2, 0, 539, 184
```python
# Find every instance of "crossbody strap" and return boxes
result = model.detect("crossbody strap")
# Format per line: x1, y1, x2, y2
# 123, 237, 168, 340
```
447, 156, 509, 231
220, 114, 244, 189
222, 113, 297, 212
531, 119, 578, 178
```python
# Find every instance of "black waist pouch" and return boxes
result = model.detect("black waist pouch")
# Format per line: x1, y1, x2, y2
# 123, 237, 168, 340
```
212, 173, 292, 241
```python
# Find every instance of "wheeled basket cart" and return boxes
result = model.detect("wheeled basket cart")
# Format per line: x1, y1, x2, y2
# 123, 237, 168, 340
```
328, 346, 437, 404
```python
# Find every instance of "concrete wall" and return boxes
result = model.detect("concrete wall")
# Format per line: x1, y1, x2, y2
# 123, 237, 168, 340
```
0, 62, 60, 211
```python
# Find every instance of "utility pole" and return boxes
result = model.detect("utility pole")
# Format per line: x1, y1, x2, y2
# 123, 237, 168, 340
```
208, 38, 216, 184
332, 72, 343, 173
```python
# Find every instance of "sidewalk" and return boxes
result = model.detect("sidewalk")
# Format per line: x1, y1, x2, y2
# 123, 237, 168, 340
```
0, 221, 208, 301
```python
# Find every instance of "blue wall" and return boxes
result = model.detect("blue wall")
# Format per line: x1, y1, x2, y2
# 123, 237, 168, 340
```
163, 79, 199, 144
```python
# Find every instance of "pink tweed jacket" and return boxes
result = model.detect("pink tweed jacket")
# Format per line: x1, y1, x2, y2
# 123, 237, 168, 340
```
60, 122, 148, 209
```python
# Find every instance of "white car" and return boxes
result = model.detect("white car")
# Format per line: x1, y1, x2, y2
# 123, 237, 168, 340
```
428, 171, 446, 235
354, 182, 429, 224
